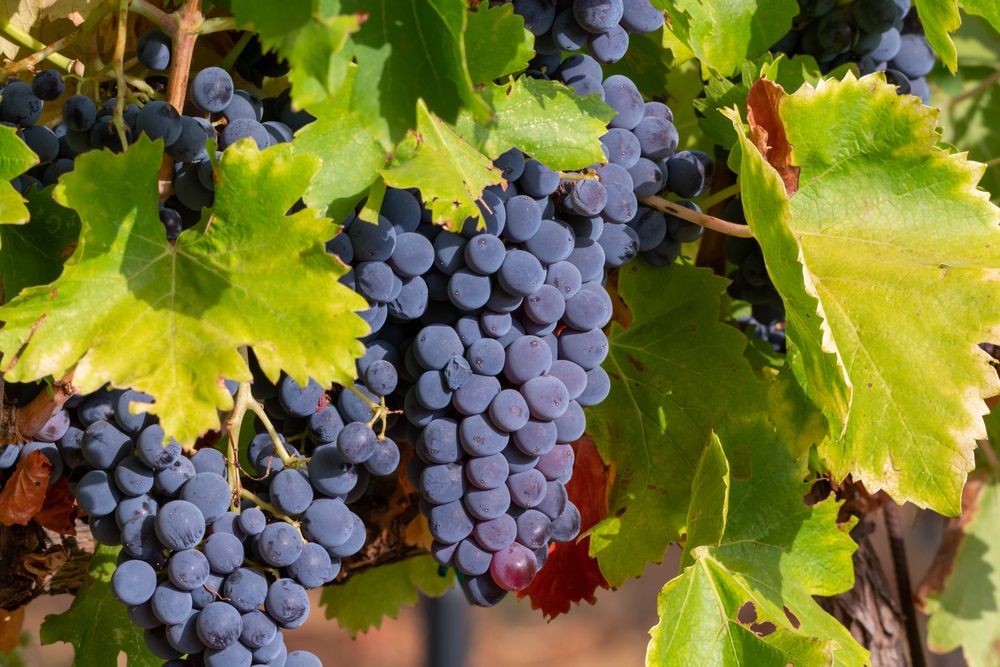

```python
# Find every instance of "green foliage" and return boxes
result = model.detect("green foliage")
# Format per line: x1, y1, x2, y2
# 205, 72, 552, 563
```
383, 100, 503, 231
464, 3, 534, 85
340, 0, 490, 146
319, 556, 455, 636
454, 77, 615, 170
586, 262, 761, 587
924, 471, 1000, 667
0, 138, 367, 446
647, 417, 866, 667
39, 546, 158, 667
0, 126, 39, 227
731, 73, 1000, 515
657, 0, 799, 77
295, 67, 386, 222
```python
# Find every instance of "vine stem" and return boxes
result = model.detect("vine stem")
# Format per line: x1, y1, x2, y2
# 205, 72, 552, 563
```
239, 488, 301, 530
158, 0, 203, 196
984, 156, 1000, 168
128, 0, 178, 38
641, 195, 754, 238
884, 502, 927, 667
113, 0, 131, 150
216, 31, 253, 73
224, 381, 254, 512
0, 16, 74, 72
200, 17, 238, 34
239, 390, 295, 466
949, 67, 1000, 107
696, 183, 740, 211
560, 170, 598, 181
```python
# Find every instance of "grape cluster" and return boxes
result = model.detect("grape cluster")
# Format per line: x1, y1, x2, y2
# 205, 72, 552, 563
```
506, 0, 664, 65
3, 33, 310, 243
324, 44, 710, 604
774, 0, 934, 102
0, 370, 404, 666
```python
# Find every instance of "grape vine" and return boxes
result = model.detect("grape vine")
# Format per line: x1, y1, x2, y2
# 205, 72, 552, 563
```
0, 1, 999, 666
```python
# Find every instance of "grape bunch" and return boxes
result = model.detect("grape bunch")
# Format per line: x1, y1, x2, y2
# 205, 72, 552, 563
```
0, 369, 404, 666
506, 0, 664, 65
3, 32, 310, 243
773, 0, 934, 102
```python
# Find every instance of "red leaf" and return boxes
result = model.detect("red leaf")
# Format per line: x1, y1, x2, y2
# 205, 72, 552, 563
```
0, 450, 51, 527
0, 606, 25, 654
34, 475, 78, 535
518, 435, 610, 618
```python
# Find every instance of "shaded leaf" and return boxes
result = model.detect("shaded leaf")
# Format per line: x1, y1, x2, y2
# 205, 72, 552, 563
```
1, 188, 81, 301
39, 546, 158, 667
0, 138, 368, 447
0, 450, 50, 527
730, 73, 1000, 515
518, 436, 610, 618
464, 3, 534, 85
231, 0, 364, 109
913, 0, 960, 72
383, 100, 502, 231
680, 433, 729, 569
585, 262, 762, 587
341, 0, 491, 145
319, 555, 455, 636
454, 77, 614, 171
922, 472, 1000, 667
647, 417, 867, 667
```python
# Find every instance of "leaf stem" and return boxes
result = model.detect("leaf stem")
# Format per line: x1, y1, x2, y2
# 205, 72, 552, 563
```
128, 0, 178, 37
200, 17, 238, 34
696, 183, 740, 211
640, 195, 754, 238
0, 16, 74, 72
113, 0, 131, 151
560, 170, 598, 181
216, 31, 253, 73
224, 381, 254, 512
241, 393, 294, 466
239, 488, 301, 530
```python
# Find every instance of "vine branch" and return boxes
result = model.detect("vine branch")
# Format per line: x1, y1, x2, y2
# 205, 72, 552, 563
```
641, 195, 754, 238
884, 502, 927, 667
0, 16, 74, 72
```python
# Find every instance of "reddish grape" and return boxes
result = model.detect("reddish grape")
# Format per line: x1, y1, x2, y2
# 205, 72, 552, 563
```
489, 543, 538, 591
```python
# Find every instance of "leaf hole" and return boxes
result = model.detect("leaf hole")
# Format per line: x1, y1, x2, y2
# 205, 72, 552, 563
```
737, 601, 757, 625
783, 605, 800, 629
749, 621, 776, 637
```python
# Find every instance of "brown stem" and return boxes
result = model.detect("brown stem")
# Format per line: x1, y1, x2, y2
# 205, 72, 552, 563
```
157, 0, 202, 197
695, 155, 737, 276
641, 195, 754, 238
113, 0, 130, 150
884, 502, 927, 667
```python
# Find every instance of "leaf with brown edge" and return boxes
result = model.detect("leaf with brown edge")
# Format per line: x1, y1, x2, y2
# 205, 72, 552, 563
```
746, 79, 799, 197
34, 475, 78, 535
518, 436, 610, 618
0, 450, 50, 527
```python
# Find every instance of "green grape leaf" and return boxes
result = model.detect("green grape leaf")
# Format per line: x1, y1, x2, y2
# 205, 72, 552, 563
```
680, 433, 729, 569
647, 417, 867, 667
382, 100, 502, 231
914, 0, 961, 72
294, 67, 386, 222
0, 137, 368, 446
0, 126, 39, 227
453, 77, 614, 170
341, 0, 491, 146
768, 356, 831, 462
729, 73, 1000, 515
319, 555, 455, 636
39, 546, 158, 667
585, 262, 762, 587
963, 0, 1000, 42
231, 0, 364, 110
464, 3, 534, 85
923, 471, 1000, 667
0, 188, 81, 300
659, 0, 799, 77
